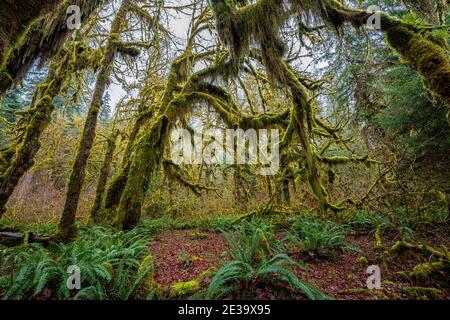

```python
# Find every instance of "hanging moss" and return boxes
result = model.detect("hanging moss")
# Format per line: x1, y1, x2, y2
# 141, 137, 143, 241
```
0, 63, 64, 215
0, 0, 101, 96
300, 1, 450, 107
210, 0, 288, 82
0, 0, 59, 65
0, 34, 108, 218
113, 43, 214, 230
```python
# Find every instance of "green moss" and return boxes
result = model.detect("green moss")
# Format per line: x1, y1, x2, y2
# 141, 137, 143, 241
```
138, 255, 155, 289
170, 280, 200, 297
197, 268, 217, 282
385, 23, 450, 106
402, 287, 445, 300
359, 256, 369, 266
410, 261, 449, 285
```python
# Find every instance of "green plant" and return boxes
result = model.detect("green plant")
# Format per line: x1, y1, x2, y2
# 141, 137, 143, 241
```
178, 252, 196, 268
205, 222, 330, 300
200, 215, 240, 233
347, 210, 391, 234
286, 214, 358, 255
0, 226, 152, 300
139, 216, 174, 236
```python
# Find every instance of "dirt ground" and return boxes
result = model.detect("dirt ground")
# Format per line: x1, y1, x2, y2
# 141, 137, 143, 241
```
149, 226, 450, 300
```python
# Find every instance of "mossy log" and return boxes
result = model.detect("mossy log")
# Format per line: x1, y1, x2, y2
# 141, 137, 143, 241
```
402, 287, 445, 300
0, 231, 50, 247
389, 241, 450, 286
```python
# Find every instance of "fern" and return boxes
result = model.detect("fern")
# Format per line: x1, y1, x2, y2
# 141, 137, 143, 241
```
0, 226, 152, 300
206, 222, 331, 300
286, 214, 360, 255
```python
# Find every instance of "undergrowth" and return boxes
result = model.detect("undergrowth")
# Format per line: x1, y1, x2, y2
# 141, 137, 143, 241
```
285, 214, 359, 256
205, 221, 330, 300
0, 226, 153, 300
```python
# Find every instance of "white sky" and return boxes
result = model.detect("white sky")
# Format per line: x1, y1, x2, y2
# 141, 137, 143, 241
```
108, 11, 191, 108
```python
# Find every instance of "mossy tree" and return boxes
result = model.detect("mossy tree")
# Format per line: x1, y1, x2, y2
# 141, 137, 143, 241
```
0, 36, 104, 218
55, 0, 134, 241
56, 0, 169, 240
0, 0, 102, 96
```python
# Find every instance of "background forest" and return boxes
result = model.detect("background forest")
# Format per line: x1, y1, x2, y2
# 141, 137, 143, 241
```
0, 0, 449, 301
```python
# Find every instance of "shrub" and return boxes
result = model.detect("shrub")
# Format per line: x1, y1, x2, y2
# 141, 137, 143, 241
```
205, 222, 330, 300
285, 214, 358, 255
200, 215, 240, 233
0, 226, 153, 300
347, 210, 391, 234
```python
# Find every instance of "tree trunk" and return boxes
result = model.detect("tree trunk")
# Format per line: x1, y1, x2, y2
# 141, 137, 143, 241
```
234, 167, 245, 210
281, 177, 291, 205
90, 130, 119, 223
113, 52, 189, 230
0, 0, 100, 96
114, 118, 168, 230
55, 1, 130, 242
0, 0, 59, 64
99, 108, 152, 219
0, 38, 102, 219
0, 59, 65, 217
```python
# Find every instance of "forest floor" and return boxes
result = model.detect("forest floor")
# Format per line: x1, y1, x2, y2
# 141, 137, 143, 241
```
1, 210, 449, 300
149, 224, 450, 300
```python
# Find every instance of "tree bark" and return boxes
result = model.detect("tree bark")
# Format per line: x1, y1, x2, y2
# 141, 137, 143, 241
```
90, 130, 119, 223
0, 0, 60, 64
0, 58, 65, 217
0, 0, 100, 96
55, 1, 130, 242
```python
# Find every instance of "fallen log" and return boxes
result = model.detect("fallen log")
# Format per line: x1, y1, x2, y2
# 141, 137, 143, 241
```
0, 232, 51, 247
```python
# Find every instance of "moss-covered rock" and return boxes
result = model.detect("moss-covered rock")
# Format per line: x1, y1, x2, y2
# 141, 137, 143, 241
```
170, 280, 201, 297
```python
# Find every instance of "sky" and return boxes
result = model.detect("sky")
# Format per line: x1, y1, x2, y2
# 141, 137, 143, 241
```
108, 6, 192, 108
